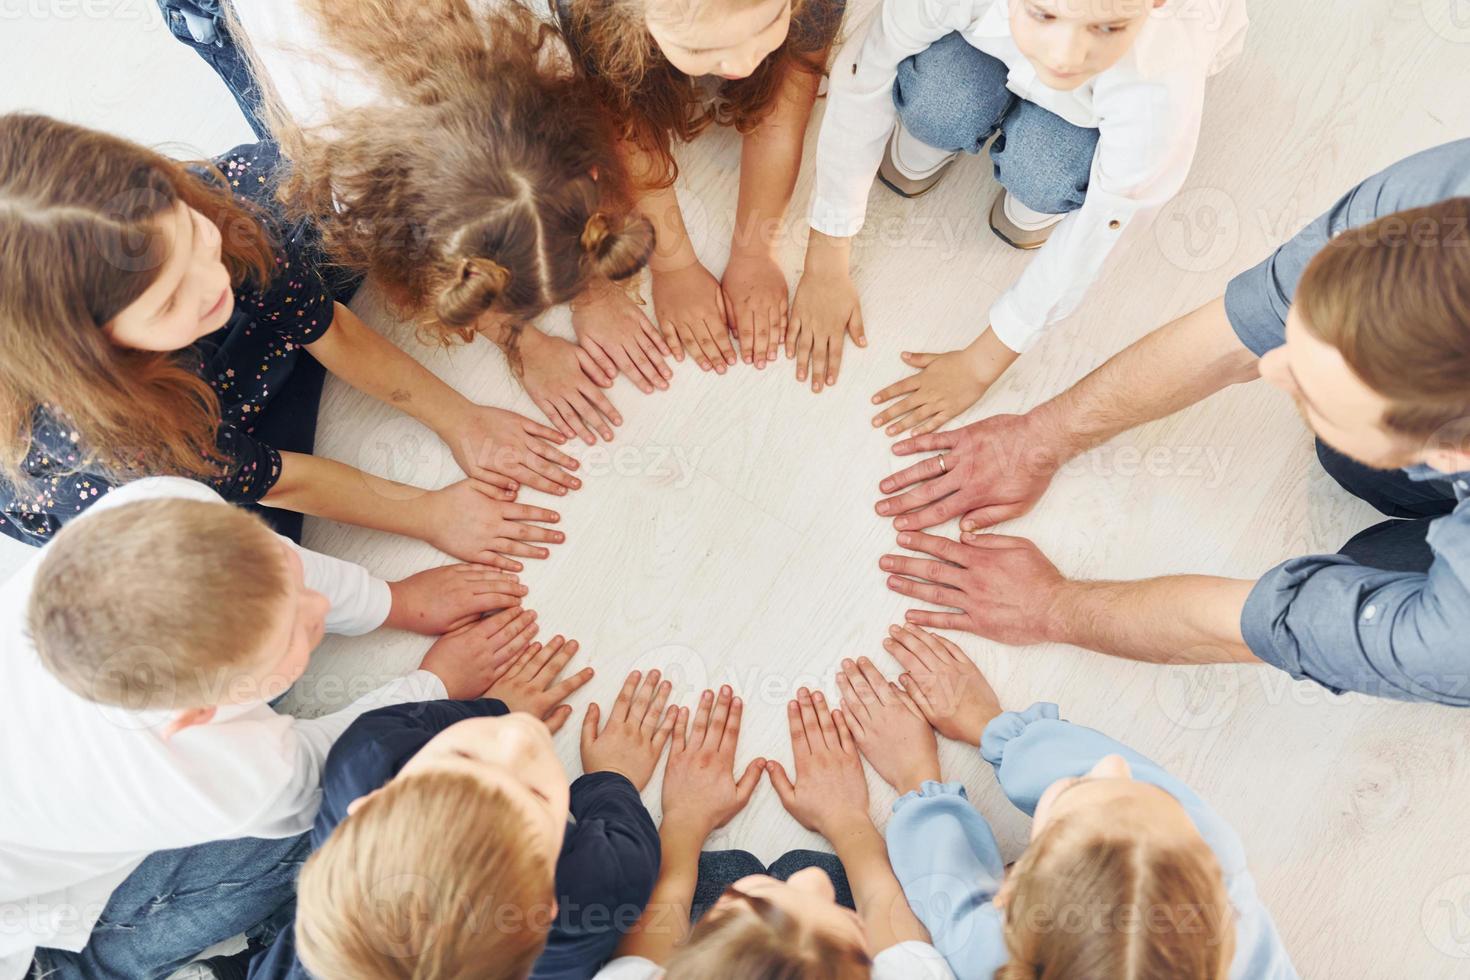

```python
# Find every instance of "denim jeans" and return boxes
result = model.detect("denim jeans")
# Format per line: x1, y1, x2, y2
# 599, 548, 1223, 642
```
155, 0, 270, 139
893, 32, 1100, 215
30, 833, 309, 980
1316, 440, 1458, 573
691, 849, 854, 922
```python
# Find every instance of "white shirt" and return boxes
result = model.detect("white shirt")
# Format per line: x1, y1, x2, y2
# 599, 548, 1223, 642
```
810, 0, 1248, 351
594, 940, 957, 979
0, 478, 445, 977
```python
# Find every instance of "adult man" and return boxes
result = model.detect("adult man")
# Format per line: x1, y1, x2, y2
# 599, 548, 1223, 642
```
875, 141, 1470, 705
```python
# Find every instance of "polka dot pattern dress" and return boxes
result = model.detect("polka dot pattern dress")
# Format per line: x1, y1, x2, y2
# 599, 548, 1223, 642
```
0, 142, 336, 547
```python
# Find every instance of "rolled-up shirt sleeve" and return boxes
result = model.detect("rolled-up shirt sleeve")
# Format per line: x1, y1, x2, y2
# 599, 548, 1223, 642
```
988, 71, 1205, 352
1240, 516, 1470, 705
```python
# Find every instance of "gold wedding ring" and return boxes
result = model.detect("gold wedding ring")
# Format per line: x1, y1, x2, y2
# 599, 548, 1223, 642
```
938, 455, 947, 474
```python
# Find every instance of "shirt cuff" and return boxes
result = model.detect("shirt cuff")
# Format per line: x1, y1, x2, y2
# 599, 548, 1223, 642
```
361, 576, 393, 633
891, 779, 967, 814
987, 292, 1039, 354
1222, 258, 1287, 357
808, 196, 868, 240
1238, 559, 1323, 684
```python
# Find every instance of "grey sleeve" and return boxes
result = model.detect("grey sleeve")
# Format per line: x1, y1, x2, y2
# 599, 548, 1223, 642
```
1223, 138, 1470, 356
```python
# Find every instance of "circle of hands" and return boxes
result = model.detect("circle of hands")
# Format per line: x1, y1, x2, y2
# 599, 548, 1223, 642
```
393, 264, 1082, 812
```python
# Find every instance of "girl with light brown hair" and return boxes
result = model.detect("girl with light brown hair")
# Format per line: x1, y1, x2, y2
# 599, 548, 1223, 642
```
556, 0, 846, 380
829, 625, 1297, 979
0, 113, 572, 562
233, 0, 663, 445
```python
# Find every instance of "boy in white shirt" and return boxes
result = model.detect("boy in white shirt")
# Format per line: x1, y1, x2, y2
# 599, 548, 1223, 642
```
1, 477, 553, 980
789, 0, 1246, 428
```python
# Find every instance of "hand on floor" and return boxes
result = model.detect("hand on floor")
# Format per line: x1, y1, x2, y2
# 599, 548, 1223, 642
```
484, 635, 595, 733
516, 327, 623, 444
881, 529, 1066, 647
872, 348, 995, 437
572, 278, 673, 394
661, 686, 765, 839
881, 625, 1001, 747
421, 479, 563, 570
652, 262, 737, 373
439, 403, 582, 496
384, 564, 527, 634
766, 687, 868, 838
420, 607, 539, 699
581, 669, 678, 791
875, 413, 1063, 531
835, 657, 939, 796
788, 264, 866, 392
721, 249, 789, 369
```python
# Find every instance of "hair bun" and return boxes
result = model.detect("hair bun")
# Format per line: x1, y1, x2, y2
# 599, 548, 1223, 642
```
436, 256, 511, 329
580, 211, 655, 282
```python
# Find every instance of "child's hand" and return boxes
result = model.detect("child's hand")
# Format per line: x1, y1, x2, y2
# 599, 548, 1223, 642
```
652, 263, 736, 373
788, 263, 866, 393
421, 479, 563, 571
580, 669, 678, 790
572, 278, 673, 395
516, 328, 623, 444
662, 686, 765, 839
721, 250, 789, 369
883, 624, 1001, 746
439, 403, 581, 496
872, 349, 993, 437
484, 635, 595, 733
384, 564, 527, 634
420, 608, 538, 699
836, 657, 940, 796
766, 688, 869, 838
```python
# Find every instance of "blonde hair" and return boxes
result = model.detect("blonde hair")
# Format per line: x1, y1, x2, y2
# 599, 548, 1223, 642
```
1296, 196, 1470, 447
997, 806, 1235, 979
26, 497, 289, 709
296, 769, 557, 980
663, 891, 871, 980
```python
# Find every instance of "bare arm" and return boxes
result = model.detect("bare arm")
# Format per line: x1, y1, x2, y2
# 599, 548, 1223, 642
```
261, 451, 438, 538
826, 816, 931, 954
613, 821, 704, 962
1048, 575, 1259, 665
731, 60, 823, 256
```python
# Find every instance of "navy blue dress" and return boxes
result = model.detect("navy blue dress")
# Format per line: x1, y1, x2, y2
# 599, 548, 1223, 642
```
0, 142, 336, 546
247, 699, 662, 980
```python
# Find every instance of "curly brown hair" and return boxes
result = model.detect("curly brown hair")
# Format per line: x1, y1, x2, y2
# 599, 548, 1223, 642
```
557, 0, 841, 187
0, 113, 275, 491
270, 0, 655, 352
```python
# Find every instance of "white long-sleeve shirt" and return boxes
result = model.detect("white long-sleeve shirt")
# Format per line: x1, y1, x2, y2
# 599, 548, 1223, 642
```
810, 0, 1247, 351
0, 478, 445, 977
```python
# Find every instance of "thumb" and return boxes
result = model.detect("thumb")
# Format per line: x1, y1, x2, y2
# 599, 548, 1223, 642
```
765, 760, 796, 809
544, 704, 574, 734
580, 702, 600, 754
735, 758, 765, 805
960, 502, 1027, 533
848, 308, 867, 347
901, 351, 937, 368
467, 478, 514, 502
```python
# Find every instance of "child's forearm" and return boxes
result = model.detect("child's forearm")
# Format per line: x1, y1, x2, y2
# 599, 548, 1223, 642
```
824, 817, 931, 953
614, 819, 706, 962
619, 138, 698, 273
263, 451, 429, 539
306, 303, 471, 434
960, 327, 1022, 383
732, 64, 823, 255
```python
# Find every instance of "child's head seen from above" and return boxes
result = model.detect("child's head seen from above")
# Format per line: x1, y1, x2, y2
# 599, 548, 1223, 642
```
294, 714, 570, 980
642, 0, 795, 80
1010, 0, 1164, 91
27, 498, 329, 731
996, 754, 1236, 979
663, 867, 872, 979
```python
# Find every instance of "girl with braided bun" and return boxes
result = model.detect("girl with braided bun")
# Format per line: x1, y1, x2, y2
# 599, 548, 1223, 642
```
238, 0, 662, 445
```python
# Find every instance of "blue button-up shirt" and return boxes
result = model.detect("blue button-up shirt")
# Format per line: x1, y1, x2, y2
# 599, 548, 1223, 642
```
1223, 139, 1470, 704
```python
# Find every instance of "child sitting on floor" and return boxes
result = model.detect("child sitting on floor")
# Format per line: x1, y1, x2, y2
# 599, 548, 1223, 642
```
831, 624, 1296, 978
248, 669, 679, 980
0, 476, 548, 980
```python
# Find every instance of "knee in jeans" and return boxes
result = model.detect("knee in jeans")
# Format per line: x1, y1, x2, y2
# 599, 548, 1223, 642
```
894, 37, 1008, 152
995, 116, 1098, 214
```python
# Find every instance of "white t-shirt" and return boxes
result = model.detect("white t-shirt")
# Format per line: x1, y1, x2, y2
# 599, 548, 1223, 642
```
0, 478, 445, 978
594, 940, 957, 979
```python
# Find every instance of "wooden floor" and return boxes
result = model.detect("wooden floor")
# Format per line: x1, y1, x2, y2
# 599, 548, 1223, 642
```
4, 3, 1470, 977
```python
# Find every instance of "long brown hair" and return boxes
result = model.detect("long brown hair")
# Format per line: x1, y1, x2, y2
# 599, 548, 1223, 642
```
997, 810, 1235, 979
271, 0, 654, 354
0, 113, 274, 489
559, 0, 839, 187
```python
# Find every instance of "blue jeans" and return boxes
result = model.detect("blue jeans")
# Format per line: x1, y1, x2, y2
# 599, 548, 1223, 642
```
155, 0, 270, 139
1316, 441, 1457, 573
31, 833, 309, 980
691, 850, 854, 922
893, 33, 1099, 215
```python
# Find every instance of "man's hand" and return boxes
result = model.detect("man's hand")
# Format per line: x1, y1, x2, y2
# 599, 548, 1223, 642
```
880, 530, 1068, 645
876, 413, 1068, 532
